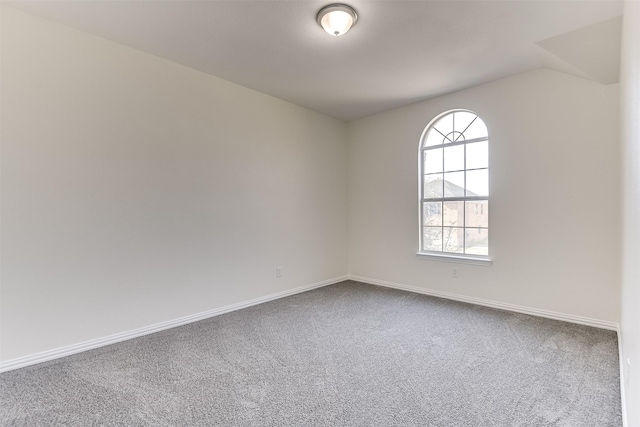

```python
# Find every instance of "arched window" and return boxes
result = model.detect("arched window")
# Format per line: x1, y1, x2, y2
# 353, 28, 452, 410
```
419, 110, 489, 261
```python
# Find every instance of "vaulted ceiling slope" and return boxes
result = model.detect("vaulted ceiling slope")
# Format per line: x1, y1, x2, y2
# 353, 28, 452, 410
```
6, 0, 623, 121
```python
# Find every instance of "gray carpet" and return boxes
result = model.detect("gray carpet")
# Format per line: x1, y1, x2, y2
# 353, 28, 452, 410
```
0, 281, 621, 426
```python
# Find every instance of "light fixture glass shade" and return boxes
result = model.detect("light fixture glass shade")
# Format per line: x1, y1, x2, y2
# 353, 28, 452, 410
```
317, 4, 358, 36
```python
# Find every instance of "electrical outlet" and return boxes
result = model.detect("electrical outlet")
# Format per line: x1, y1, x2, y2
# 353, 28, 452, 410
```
276, 267, 282, 278
452, 268, 459, 279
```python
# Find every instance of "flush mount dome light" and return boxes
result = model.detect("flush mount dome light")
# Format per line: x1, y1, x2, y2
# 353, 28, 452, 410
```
317, 4, 358, 36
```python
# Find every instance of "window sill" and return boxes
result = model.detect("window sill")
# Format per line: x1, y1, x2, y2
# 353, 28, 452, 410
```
416, 252, 492, 266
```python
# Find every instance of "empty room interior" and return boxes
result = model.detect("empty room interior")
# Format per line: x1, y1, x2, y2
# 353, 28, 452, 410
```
1, 0, 639, 425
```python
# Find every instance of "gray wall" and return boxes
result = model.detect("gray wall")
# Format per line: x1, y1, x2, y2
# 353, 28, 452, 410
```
1, 6, 348, 361
347, 68, 620, 324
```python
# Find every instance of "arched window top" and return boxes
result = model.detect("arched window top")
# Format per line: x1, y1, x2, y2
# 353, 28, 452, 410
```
421, 110, 488, 148
418, 109, 490, 263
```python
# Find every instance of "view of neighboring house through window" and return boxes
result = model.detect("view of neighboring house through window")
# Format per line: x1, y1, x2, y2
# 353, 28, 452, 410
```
419, 110, 489, 257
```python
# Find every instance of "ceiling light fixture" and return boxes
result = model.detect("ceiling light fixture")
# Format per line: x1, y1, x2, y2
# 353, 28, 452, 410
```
317, 4, 358, 37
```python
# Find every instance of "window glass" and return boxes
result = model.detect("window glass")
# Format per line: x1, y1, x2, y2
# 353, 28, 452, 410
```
424, 148, 443, 173
466, 141, 488, 169
444, 145, 464, 172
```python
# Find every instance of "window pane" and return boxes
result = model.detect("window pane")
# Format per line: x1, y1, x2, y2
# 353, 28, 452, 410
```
444, 144, 464, 172
423, 202, 442, 226
465, 200, 488, 228
463, 117, 488, 140
434, 113, 454, 143
466, 169, 488, 196
443, 201, 464, 227
443, 171, 465, 197
453, 111, 477, 140
423, 227, 442, 252
424, 129, 445, 147
466, 141, 488, 170
442, 227, 464, 253
424, 148, 443, 174
465, 229, 488, 256
424, 174, 444, 198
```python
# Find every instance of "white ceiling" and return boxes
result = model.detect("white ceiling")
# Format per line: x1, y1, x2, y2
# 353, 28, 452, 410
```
6, 0, 623, 121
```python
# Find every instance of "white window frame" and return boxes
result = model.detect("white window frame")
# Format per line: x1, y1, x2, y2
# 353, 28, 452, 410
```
417, 109, 492, 266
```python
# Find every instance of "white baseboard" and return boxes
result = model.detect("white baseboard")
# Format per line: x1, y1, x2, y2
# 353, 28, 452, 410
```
348, 275, 619, 331
0, 275, 348, 373
1, 274, 620, 374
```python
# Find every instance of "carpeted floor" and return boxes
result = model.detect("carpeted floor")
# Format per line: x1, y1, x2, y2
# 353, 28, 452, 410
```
0, 281, 622, 426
